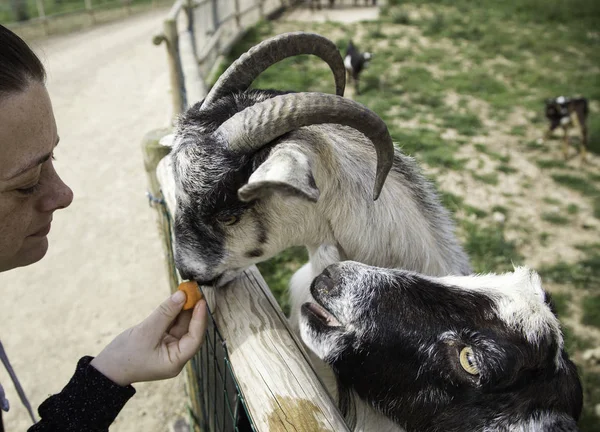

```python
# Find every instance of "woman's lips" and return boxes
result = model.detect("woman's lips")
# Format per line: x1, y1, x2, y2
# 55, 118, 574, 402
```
30, 222, 51, 237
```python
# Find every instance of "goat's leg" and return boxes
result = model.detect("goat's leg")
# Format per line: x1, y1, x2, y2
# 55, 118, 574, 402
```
562, 127, 570, 160
579, 116, 588, 163
544, 123, 558, 140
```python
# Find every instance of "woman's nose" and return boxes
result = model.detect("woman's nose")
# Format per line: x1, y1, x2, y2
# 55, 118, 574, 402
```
38, 165, 74, 213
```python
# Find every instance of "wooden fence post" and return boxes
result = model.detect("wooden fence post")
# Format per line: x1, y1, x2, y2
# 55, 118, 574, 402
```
234, 0, 241, 29
84, 0, 95, 25
154, 18, 186, 120
184, 0, 197, 59
258, 0, 264, 18
35, 0, 49, 35
210, 0, 220, 54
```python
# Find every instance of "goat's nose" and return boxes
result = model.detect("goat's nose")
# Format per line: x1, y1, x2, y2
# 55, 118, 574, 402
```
311, 269, 342, 301
179, 269, 193, 281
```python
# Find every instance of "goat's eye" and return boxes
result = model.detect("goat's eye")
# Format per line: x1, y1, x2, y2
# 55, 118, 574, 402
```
459, 347, 479, 375
218, 215, 239, 226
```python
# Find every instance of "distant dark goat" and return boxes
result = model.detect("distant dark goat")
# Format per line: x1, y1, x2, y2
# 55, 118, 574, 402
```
344, 40, 372, 95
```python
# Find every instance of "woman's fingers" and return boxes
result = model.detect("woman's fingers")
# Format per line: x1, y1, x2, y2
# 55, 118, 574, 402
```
174, 300, 208, 360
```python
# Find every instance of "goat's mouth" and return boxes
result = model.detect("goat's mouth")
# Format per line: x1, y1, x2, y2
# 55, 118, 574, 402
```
194, 269, 243, 288
302, 302, 342, 328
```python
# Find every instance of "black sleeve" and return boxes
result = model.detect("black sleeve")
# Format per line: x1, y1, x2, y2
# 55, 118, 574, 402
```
28, 356, 136, 432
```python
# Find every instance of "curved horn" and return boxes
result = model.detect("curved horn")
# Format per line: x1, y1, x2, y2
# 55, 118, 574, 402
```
214, 93, 395, 201
202, 32, 346, 108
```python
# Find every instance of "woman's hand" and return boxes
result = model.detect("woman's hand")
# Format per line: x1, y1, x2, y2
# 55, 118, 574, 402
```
90, 291, 207, 386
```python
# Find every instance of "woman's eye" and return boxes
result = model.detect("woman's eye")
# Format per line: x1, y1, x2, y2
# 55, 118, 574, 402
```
459, 346, 480, 375
219, 215, 239, 226
16, 183, 40, 196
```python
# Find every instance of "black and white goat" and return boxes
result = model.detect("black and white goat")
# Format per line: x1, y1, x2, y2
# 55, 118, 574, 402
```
170, 31, 471, 421
301, 262, 583, 432
171, 31, 470, 285
344, 40, 372, 95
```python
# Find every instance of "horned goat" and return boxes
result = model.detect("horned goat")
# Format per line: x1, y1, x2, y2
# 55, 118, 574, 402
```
301, 262, 583, 432
170, 31, 471, 425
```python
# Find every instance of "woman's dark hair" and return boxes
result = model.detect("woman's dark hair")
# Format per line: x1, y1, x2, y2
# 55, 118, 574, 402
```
0, 24, 46, 95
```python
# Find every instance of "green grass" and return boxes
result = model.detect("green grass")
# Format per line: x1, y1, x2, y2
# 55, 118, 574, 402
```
255, 246, 307, 315
391, 9, 411, 25
579, 371, 600, 432
582, 295, 600, 329
543, 197, 561, 205
440, 111, 483, 136
389, 129, 467, 170
472, 172, 499, 186
491, 205, 509, 215
509, 125, 527, 136
365, 23, 386, 39
462, 221, 523, 273
473, 144, 509, 163
542, 212, 570, 225
540, 244, 600, 289
563, 325, 595, 354
439, 190, 464, 216
552, 174, 599, 197
497, 164, 517, 174
443, 72, 508, 106
567, 204, 580, 215
525, 140, 545, 151
537, 159, 567, 169
464, 205, 487, 219
549, 292, 572, 318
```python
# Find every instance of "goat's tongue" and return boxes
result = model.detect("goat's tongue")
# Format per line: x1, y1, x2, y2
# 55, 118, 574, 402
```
305, 302, 342, 327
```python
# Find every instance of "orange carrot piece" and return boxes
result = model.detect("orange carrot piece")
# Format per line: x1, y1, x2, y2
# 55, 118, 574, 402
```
177, 280, 203, 310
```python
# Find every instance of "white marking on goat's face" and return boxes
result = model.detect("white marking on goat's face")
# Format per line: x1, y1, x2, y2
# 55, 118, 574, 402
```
438, 267, 563, 352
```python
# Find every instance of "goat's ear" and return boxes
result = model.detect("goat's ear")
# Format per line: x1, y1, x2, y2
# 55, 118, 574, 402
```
238, 147, 320, 203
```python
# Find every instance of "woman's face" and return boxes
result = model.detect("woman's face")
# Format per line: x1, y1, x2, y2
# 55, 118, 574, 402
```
0, 81, 73, 272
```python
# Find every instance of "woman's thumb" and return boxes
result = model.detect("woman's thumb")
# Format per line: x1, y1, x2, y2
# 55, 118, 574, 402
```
144, 291, 186, 335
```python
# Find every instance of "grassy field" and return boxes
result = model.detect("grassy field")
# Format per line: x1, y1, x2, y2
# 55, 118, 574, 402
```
215, 1, 600, 429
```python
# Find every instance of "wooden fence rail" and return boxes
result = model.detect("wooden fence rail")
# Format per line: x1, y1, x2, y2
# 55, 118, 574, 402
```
145, 1, 351, 430
4, 0, 173, 39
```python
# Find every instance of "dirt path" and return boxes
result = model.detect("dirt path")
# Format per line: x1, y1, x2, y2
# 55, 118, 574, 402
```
0, 8, 189, 432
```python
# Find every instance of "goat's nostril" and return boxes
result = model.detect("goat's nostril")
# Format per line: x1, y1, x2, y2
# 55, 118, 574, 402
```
316, 272, 335, 294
